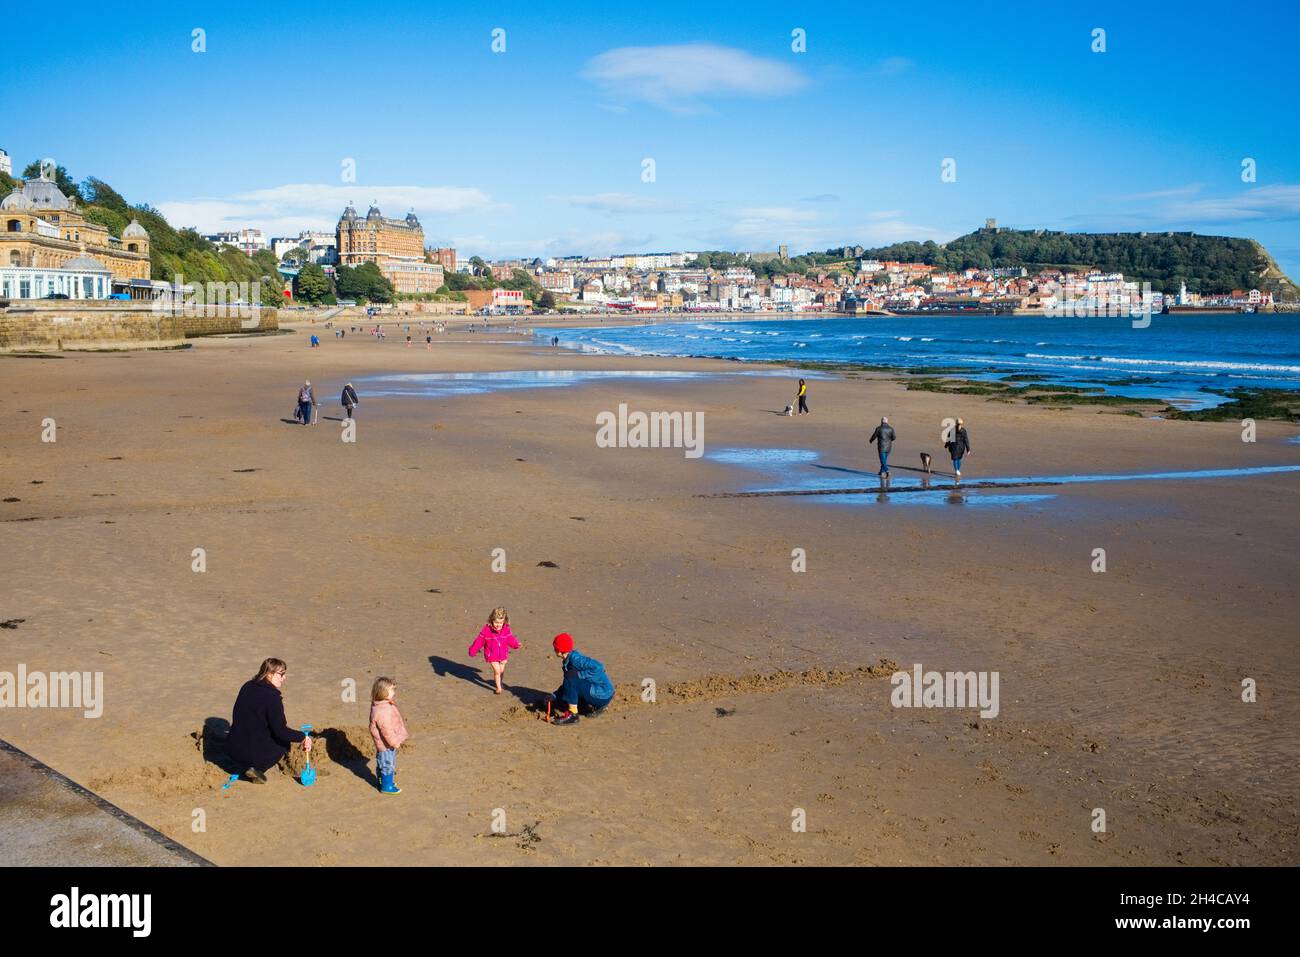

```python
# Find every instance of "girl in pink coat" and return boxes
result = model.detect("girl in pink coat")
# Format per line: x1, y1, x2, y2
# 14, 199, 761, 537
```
468, 606, 522, 695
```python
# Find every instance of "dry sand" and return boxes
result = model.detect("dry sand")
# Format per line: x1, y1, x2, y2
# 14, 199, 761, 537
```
1, 314, 1297, 865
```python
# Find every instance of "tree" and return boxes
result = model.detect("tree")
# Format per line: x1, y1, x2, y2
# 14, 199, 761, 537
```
22, 161, 82, 200
295, 263, 332, 304
335, 262, 393, 304
538, 290, 556, 310
282, 246, 311, 264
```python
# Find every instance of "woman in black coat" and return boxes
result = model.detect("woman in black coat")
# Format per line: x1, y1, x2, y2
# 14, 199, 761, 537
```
946, 418, 972, 479
226, 658, 310, 782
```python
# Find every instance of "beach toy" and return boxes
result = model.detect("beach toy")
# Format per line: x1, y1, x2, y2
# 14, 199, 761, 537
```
300, 725, 316, 787
222, 773, 240, 790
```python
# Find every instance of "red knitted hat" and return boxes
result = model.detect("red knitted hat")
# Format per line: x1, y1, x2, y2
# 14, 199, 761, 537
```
552, 632, 574, 654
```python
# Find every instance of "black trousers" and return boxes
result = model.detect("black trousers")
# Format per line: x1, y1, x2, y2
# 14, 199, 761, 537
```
798, 395, 809, 413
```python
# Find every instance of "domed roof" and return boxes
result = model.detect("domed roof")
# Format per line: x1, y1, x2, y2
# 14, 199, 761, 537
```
21, 176, 73, 210
64, 254, 110, 272
366, 204, 382, 220
342, 203, 357, 219
122, 219, 148, 239
1, 188, 32, 211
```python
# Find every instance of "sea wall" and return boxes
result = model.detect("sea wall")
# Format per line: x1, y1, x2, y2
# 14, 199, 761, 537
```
0, 301, 278, 353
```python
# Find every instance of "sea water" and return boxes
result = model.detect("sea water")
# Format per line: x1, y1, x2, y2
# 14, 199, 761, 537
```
537, 313, 1300, 409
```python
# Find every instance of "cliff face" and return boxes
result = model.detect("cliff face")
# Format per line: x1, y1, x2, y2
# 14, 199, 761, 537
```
1249, 241, 1299, 302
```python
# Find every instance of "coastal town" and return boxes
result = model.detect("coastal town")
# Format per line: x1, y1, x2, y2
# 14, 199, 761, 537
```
179, 215, 1285, 317
0, 155, 1279, 319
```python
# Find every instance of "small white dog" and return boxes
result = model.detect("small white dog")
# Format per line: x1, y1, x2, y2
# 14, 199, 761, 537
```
782, 404, 794, 416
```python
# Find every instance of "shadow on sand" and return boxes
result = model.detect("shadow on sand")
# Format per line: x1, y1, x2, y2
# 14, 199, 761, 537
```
427, 655, 550, 708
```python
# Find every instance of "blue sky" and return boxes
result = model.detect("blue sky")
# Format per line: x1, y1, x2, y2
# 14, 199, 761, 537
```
3, 0, 1299, 275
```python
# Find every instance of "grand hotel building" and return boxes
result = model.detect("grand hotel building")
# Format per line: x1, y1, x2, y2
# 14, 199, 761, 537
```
336, 204, 443, 294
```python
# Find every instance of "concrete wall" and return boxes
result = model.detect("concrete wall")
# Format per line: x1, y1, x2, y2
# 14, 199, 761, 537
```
0, 300, 278, 353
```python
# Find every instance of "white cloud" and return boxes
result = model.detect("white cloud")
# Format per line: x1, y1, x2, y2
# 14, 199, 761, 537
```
1164, 185, 1300, 223
583, 43, 809, 112
874, 56, 913, 77
709, 206, 952, 252
448, 231, 654, 260
157, 183, 502, 235
550, 193, 682, 213
1067, 184, 1300, 232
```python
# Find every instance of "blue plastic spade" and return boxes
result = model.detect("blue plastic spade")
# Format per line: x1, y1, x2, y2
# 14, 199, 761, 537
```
300, 725, 316, 787
222, 774, 240, 790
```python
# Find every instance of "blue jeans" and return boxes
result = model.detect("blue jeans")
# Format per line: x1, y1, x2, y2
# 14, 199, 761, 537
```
952, 457, 963, 472
298, 401, 312, 424
557, 672, 613, 713
878, 450, 890, 473
376, 748, 395, 776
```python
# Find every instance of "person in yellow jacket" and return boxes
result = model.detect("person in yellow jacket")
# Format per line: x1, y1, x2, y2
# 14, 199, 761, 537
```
796, 378, 809, 415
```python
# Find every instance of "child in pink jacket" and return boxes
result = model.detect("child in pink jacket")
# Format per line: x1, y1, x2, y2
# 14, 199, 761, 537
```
369, 677, 408, 795
468, 606, 522, 695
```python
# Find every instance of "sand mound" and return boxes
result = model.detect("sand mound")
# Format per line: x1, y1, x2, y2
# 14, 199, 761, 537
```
652, 659, 900, 703
503, 660, 901, 719
88, 761, 232, 798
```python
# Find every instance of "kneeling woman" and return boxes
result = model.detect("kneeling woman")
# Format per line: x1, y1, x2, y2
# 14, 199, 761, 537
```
227, 658, 311, 782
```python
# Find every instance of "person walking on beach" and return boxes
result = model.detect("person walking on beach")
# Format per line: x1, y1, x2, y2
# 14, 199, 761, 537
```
946, 418, 972, 479
468, 606, 522, 695
341, 381, 359, 419
368, 677, 408, 795
869, 416, 895, 476
796, 378, 809, 415
296, 380, 317, 426
548, 632, 614, 726
226, 658, 311, 783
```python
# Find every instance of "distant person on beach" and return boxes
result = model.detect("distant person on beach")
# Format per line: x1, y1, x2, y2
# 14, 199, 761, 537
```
548, 633, 613, 726
296, 380, 317, 425
797, 378, 809, 415
226, 658, 310, 783
869, 416, 895, 476
368, 677, 408, 795
341, 381, 359, 419
309, 334, 320, 348
468, 606, 521, 695
946, 418, 972, 479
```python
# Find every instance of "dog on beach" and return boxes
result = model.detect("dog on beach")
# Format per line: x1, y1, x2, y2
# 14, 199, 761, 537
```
782, 404, 794, 416
920, 452, 932, 472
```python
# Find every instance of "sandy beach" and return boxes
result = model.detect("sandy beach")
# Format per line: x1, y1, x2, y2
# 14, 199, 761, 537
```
1, 314, 1297, 866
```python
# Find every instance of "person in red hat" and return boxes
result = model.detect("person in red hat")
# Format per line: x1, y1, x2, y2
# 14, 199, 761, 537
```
548, 633, 613, 726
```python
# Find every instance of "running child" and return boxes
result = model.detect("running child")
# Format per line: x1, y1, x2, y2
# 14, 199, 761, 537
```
468, 606, 521, 695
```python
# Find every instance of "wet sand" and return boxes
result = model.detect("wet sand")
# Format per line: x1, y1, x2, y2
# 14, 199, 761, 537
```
1, 316, 1297, 865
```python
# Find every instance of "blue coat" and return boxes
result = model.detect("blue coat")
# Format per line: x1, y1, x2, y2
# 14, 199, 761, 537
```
557, 650, 614, 705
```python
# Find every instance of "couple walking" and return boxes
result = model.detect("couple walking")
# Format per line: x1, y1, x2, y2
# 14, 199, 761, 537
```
869, 416, 972, 478
293, 380, 359, 426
